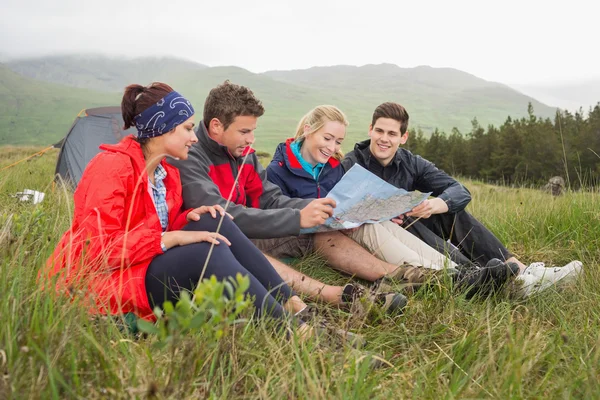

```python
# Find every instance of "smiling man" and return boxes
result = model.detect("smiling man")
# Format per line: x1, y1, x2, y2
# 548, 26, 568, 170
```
342, 102, 583, 297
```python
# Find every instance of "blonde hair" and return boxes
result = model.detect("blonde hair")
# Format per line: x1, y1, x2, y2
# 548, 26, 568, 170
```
293, 105, 349, 160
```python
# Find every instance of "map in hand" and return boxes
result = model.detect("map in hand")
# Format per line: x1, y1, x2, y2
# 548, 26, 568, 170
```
300, 164, 431, 234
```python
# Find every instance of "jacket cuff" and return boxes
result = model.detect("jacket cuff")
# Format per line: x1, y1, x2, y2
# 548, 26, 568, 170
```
172, 208, 194, 230
437, 193, 453, 212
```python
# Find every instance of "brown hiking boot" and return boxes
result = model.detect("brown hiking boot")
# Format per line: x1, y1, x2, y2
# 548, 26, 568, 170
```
295, 306, 366, 349
374, 263, 445, 295
339, 283, 408, 316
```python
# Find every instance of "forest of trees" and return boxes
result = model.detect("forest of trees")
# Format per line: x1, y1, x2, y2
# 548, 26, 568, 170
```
404, 103, 600, 188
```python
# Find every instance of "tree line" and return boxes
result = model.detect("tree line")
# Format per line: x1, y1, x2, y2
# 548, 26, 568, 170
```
405, 103, 600, 188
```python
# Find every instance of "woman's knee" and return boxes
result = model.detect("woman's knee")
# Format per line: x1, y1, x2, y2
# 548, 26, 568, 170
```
183, 215, 220, 232
217, 215, 244, 236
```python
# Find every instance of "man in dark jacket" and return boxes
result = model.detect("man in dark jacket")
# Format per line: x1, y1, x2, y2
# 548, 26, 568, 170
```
342, 102, 583, 296
172, 82, 417, 310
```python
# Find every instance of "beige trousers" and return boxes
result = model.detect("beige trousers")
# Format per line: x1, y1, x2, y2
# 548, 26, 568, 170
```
348, 220, 457, 270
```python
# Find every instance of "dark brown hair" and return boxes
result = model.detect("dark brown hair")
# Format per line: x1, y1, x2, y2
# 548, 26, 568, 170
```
121, 82, 174, 129
203, 80, 265, 130
371, 102, 410, 135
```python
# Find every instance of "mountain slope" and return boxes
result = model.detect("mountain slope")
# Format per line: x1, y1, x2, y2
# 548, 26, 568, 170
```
264, 64, 558, 132
6, 55, 208, 92
0, 63, 119, 145
2, 56, 562, 152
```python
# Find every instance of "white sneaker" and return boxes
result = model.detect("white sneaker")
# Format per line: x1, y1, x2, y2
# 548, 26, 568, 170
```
515, 260, 583, 297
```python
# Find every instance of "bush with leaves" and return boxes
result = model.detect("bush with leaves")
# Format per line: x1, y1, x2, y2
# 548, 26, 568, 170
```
137, 273, 253, 348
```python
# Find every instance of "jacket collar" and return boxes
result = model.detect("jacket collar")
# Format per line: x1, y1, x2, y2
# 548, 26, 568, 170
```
353, 139, 402, 171
100, 135, 147, 175
196, 121, 255, 160
99, 135, 175, 183
283, 137, 340, 171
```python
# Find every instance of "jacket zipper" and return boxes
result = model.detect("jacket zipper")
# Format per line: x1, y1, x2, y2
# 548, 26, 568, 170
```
233, 158, 242, 204
316, 166, 324, 199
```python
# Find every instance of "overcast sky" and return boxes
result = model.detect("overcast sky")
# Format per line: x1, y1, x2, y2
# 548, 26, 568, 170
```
1, 0, 598, 85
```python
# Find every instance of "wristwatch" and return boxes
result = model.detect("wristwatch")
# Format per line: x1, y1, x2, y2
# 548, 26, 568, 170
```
160, 231, 167, 252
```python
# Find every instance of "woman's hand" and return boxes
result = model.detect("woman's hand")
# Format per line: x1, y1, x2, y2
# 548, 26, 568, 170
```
161, 230, 231, 249
187, 204, 234, 222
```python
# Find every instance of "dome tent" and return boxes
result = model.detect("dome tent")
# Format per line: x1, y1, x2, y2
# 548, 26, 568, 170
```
54, 107, 135, 188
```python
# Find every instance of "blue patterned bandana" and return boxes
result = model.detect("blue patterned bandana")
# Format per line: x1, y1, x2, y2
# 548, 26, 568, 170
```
134, 91, 195, 139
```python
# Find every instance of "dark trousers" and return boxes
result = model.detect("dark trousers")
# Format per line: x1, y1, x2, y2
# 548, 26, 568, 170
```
404, 210, 513, 267
145, 216, 293, 320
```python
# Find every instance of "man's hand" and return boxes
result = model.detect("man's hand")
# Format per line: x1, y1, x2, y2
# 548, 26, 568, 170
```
187, 204, 233, 222
300, 198, 336, 228
405, 198, 448, 219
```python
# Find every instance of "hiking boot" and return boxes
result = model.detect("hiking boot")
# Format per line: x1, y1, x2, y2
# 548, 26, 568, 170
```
485, 258, 520, 290
453, 263, 488, 299
515, 260, 583, 297
374, 263, 448, 295
454, 258, 517, 299
340, 283, 408, 316
295, 306, 366, 349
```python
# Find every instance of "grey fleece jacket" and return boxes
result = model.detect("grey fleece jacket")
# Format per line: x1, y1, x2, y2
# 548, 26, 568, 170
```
170, 122, 311, 239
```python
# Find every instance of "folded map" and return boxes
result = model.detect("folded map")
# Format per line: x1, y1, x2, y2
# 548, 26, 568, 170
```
300, 164, 431, 234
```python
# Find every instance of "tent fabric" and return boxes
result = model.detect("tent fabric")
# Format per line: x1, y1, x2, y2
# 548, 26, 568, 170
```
54, 107, 136, 187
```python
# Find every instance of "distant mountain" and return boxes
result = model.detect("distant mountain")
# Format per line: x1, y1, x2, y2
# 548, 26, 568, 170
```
511, 80, 600, 113
2, 56, 560, 152
0, 63, 119, 145
6, 55, 208, 92
264, 64, 558, 133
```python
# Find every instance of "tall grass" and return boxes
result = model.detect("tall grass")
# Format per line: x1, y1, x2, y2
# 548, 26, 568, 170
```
1, 148, 599, 399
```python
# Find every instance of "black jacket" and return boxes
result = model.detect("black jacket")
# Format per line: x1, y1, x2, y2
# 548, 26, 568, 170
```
341, 139, 471, 213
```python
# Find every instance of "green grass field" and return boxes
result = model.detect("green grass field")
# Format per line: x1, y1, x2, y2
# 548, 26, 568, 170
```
1, 147, 599, 399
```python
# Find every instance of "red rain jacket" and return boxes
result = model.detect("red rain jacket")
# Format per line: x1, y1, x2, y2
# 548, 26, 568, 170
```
45, 136, 191, 320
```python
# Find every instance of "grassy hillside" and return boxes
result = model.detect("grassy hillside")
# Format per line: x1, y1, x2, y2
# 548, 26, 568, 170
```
2, 56, 560, 152
6, 55, 208, 92
0, 63, 119, 145
265, 64, 558, 133
1, 147, 599, 398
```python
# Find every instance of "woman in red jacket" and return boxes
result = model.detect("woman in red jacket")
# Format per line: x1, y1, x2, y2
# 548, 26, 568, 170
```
45, 82, 307, 324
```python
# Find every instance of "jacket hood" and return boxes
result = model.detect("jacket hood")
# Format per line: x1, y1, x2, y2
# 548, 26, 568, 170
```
352, 139, 372, 162
99, 135, 182, 177
99, 135, 146, 173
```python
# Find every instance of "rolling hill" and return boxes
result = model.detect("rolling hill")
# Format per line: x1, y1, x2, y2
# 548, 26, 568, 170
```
264, 64, 558, 133
0, 63, 119, 145
6, 55, 208, 93
2, 56, 560, 153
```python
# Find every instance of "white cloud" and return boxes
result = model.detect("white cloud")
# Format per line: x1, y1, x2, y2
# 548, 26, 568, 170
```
1, 0, 598, 84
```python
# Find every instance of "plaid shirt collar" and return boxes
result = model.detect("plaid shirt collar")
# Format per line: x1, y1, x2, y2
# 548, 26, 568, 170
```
153, 164, 167, 184
149, 164, 168, 230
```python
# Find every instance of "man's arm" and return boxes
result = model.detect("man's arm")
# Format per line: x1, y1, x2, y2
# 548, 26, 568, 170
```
175, 148, 310, 239
413, 155, 471, 214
